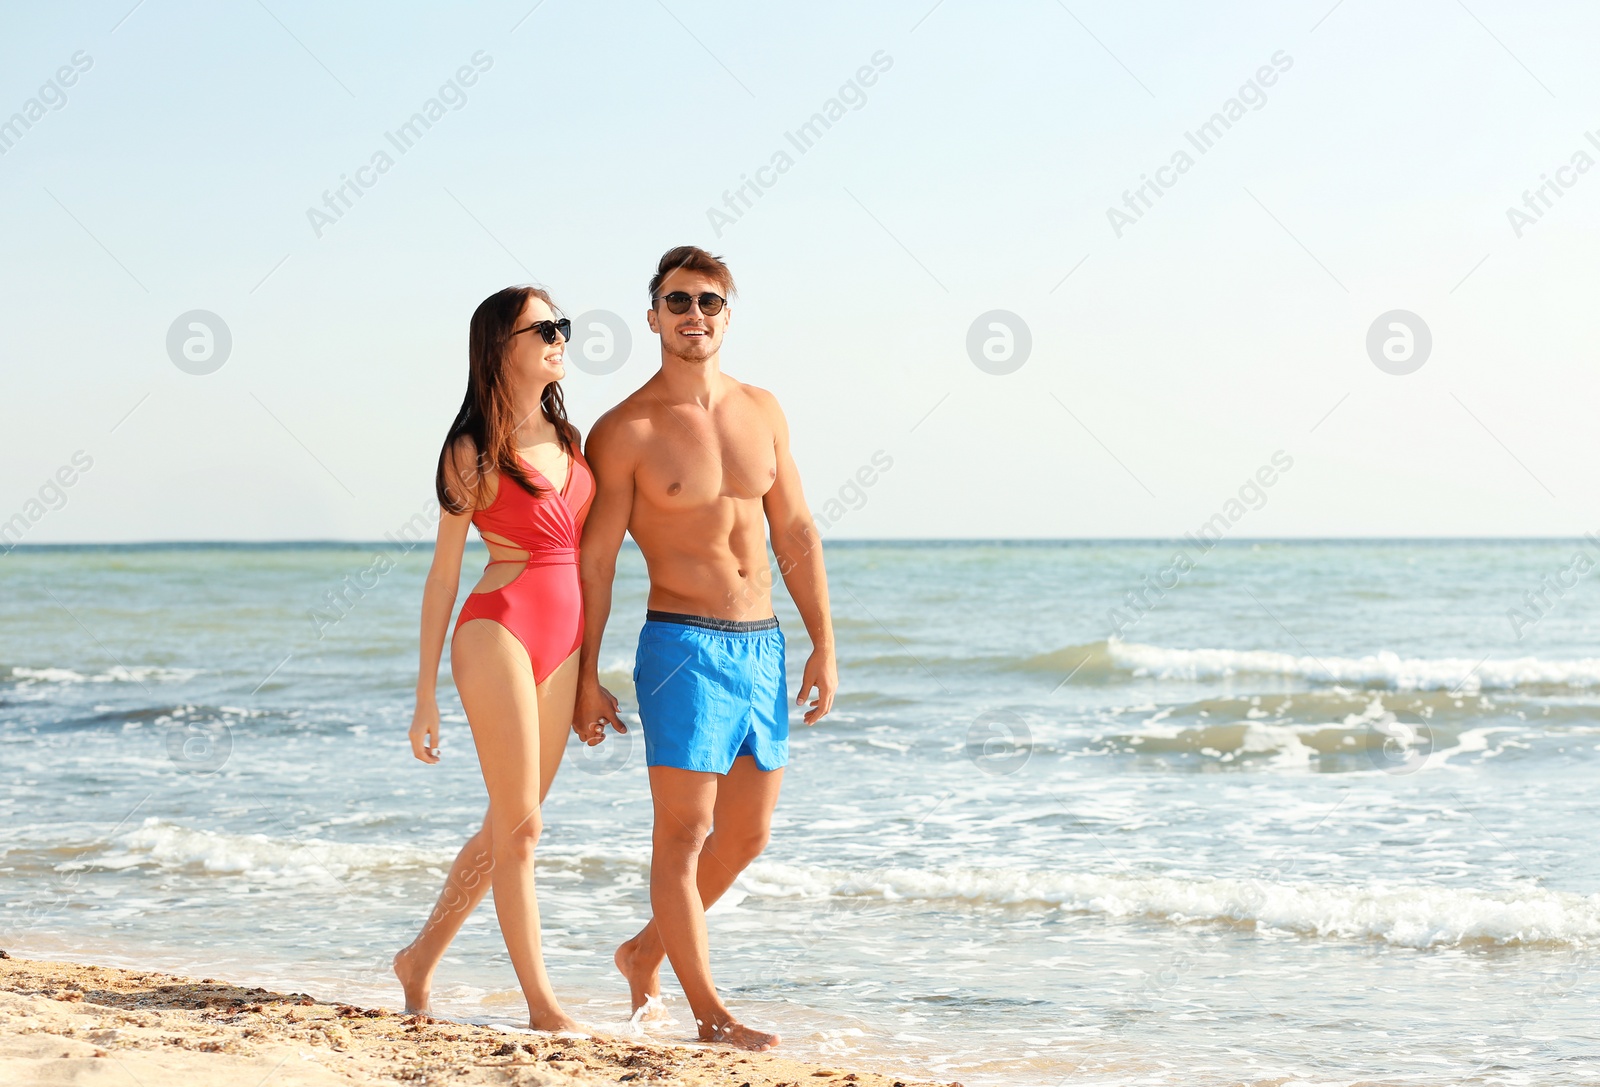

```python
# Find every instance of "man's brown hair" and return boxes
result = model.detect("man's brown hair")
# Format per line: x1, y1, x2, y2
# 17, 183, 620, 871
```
648, 245, 737, 304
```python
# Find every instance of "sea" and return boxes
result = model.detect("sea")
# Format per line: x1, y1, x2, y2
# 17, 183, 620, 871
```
4, 539, 1599, 1086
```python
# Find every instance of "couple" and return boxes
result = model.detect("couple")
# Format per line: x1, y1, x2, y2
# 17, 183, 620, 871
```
393, 246, 837, 1051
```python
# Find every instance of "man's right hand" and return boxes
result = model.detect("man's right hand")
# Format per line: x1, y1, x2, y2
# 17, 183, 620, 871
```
574, 681, 624, 746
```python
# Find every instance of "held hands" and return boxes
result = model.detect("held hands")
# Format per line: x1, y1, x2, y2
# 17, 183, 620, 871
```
797, 648, 838, 725
409, 699, 441, 764
573, 681, 624, 746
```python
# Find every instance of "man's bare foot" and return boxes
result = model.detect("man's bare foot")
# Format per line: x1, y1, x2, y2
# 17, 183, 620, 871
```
392, 945, 431, 1014
614, 938, 669, 1022
700, 1017, 779, 1051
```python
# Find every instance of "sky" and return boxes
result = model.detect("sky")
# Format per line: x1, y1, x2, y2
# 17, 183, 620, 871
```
3, 0, 1598, 542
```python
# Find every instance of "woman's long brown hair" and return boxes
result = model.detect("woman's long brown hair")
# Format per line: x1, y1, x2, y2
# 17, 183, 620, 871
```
435, 285, 581, 513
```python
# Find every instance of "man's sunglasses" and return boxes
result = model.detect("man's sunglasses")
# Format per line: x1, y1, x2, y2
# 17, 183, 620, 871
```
654, 291, 727, 316
511, 318, 571, 344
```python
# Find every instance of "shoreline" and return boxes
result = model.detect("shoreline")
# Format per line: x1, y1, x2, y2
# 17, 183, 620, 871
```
0, 952, 946, 1087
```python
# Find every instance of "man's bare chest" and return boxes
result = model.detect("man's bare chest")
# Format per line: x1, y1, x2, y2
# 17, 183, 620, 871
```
635, 415, 777, 508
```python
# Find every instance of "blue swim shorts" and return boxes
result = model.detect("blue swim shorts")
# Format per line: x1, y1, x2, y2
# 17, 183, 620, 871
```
632, 610, 789, 774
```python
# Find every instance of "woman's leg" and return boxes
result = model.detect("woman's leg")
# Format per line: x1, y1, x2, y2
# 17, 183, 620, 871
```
444, 621, 577, 1030
393, 650, 578, 1012
394, 811, 492, 1012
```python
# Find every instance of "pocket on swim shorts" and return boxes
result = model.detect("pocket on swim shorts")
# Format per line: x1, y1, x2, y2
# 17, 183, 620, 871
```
632, 629, 652, 686
635, 627, 693, 696
634, 625, 672, 679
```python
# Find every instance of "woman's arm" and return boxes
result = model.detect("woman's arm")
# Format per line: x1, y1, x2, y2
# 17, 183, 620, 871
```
410, 443, 478, 763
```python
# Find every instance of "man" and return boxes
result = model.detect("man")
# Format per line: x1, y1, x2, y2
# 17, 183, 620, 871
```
575, 245, 837, 1051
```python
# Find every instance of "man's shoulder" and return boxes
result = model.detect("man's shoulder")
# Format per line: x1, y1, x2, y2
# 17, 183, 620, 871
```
594, 384, 658, 428
725, 375, 783, 416
587, 385, 659, 456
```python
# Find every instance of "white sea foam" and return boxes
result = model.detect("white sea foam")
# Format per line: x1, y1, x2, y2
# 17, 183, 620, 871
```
8, 665, 200, 685
88, 819, 650, 884
739, 859, 1600, 949
80, 821, 1600, 949
92, 819, 452, 882
1106, 641, 1600, 692
1230, 722, 1314, 765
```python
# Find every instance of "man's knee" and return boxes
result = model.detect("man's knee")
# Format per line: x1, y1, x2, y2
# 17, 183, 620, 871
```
714, 823, 771, 867
654, 815, 712, 857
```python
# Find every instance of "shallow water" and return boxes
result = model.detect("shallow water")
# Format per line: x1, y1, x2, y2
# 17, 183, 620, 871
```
4, 540, 1600, 1085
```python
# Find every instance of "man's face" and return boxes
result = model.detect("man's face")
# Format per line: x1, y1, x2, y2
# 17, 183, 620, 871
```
647, 269, 730, 363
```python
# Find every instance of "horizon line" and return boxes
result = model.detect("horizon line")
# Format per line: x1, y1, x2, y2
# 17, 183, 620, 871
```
5, 535, 1598, 552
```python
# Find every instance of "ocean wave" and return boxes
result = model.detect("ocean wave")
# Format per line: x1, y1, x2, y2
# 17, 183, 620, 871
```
1100, 720, 1321, 763
1018, 641, 1600, 693
1145, 688, 1536, 723
1089, 690, 1598, 767
84, 819, 649, 884
83, 819, 448, 880
740, 860, 1600, 949
6, 664, 200, 686
1096, 693, 1457, 764
29, 703, 268, 733
70, 820, 1600, 949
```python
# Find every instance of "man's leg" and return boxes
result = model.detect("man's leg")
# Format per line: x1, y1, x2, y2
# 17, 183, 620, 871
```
644, 758, 782, 1050
618, 757, 783, 1021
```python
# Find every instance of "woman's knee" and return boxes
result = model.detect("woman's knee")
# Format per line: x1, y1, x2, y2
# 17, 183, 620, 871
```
490, 808, 543, 861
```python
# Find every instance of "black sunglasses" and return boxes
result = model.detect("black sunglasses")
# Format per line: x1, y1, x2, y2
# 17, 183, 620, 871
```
654, 291, 726, 316
511, 317, 571, 344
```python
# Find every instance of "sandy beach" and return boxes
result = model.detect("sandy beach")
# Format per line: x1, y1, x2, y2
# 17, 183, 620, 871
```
0, 953, 942, 1087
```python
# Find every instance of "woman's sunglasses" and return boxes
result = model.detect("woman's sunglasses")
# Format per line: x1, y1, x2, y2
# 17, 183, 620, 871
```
512, 318, 572, 344
655, 291, 727, 316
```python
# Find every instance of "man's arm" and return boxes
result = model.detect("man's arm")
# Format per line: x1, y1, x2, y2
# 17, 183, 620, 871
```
758, 390, 837, 725
575, 409, 637, 744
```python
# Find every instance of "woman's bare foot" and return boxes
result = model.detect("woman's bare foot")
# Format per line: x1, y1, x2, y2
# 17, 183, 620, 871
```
392, 945, 432, 1014
614, 938, 669, 1022
700, 1017, 779, 1051
529, 1007, 584, 1034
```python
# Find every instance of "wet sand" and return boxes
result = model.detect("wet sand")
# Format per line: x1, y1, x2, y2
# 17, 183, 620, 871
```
0, 952, 944, 1087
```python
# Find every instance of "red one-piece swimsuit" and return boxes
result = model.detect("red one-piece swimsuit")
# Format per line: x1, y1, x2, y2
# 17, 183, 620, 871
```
453, 449, 595, 684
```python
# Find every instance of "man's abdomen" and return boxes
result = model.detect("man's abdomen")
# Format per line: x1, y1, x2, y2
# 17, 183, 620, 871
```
632, 505, 775, 621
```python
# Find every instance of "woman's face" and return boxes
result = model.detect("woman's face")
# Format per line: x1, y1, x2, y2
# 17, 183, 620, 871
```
506, 293, 566, 388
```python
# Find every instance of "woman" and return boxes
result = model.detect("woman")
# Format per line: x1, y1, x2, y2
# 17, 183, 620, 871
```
392, 285, 594, 1033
